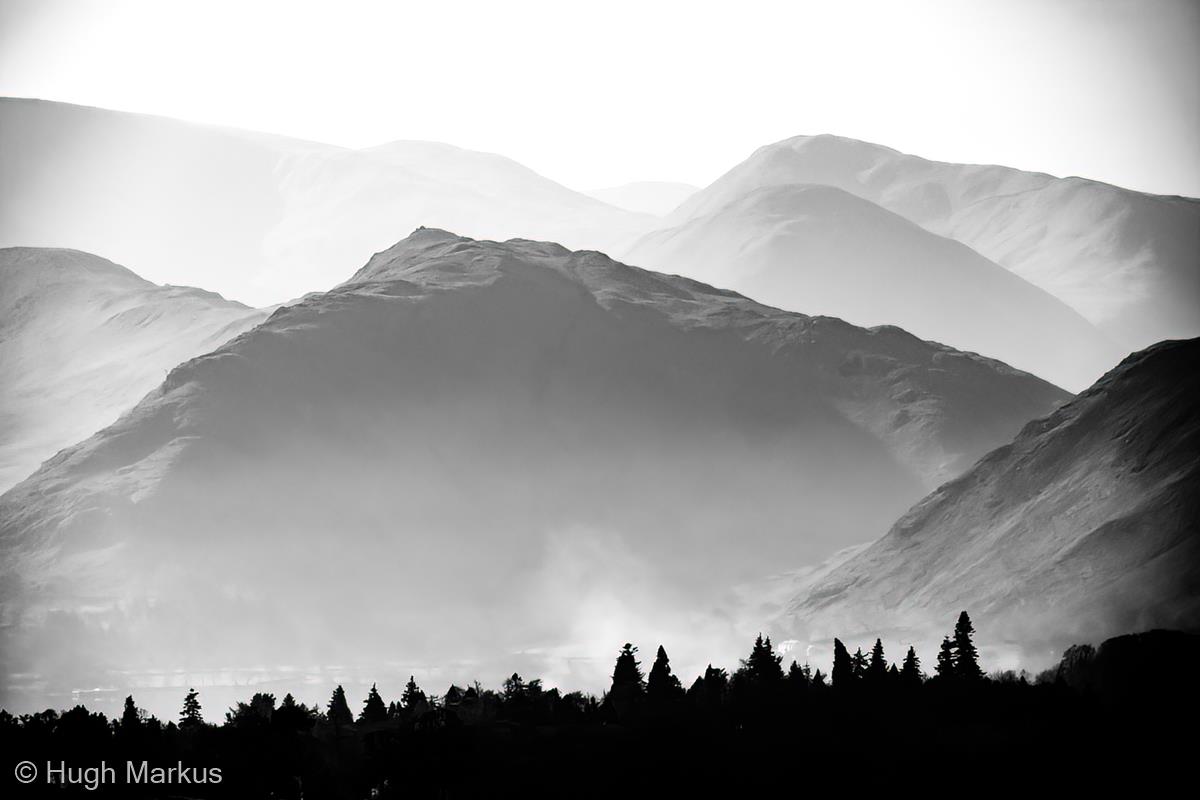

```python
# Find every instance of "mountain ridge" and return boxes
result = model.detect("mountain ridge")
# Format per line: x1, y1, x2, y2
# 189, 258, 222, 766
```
627, 182, 1121, 391
778, 336, 1200, 662
666, 134, 1200, 351
0, 230, 1071, 712
0, 246, 267, 491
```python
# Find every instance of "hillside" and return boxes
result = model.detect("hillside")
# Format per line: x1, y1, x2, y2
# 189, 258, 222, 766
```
627, 183, 1120, 391
0, 98, 650, 306
0, 247, 266, 491
0, 230, 1069, 711
668, 134, 1200, 351
779, 337, 1200, 663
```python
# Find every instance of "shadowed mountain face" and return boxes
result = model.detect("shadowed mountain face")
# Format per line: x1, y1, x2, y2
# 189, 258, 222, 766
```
779, 337, 1200, 665
0, 98, 650, 306
0, 230, 1068, 712
626, 183, 1121, 391
668, 134, 1200, 352
0, 247, 267, 491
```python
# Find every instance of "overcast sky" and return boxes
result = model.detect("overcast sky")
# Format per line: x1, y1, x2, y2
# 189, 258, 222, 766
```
2, 0, 1197, 196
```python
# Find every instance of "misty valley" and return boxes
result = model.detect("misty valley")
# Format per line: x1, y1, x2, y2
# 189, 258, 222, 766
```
1, 75, 1197, 797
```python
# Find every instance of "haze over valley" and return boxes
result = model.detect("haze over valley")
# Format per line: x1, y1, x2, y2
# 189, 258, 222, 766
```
0, 91, 1196, 718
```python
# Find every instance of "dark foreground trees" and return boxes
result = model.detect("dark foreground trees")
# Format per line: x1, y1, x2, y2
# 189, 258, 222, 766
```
3, 619, 1195, 798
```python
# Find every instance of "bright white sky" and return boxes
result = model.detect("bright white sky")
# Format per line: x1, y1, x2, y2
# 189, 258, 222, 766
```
1, 0, 1197, 196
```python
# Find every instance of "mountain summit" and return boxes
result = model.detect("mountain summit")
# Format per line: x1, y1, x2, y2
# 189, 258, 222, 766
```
667, 134, 1200, 351
0, 230, 1067, 711
627, 182, 1120, 391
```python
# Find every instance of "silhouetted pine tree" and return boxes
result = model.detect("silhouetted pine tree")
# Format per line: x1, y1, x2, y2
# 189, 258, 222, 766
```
120, 696, 141, 730
738, 634, 784, 685
851, 647, 869, 680
867, 638, 887, 684
606, 643, 645, 719
402, 676, 428, 714
611, 643, 645, 694
900, 646, 923, 687
646, 645, 684, 702
953, 611, 984, 681
327, 685, 353, 726
811, 668, 827, 689
787, 660, 807, 687
832, 638, 854, 688
179, 689, 204, 729
359, 683, 387, 724
935, 636, 956, 680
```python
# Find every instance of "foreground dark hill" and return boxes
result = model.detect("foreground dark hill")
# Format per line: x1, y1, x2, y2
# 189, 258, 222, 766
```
0, 247, 266, 491
781, 338, 1200, 660
0, 230, 1068, 711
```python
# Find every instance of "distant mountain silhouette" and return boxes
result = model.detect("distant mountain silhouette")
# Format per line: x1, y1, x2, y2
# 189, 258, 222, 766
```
627, 182, 1120, 390
667, 134, 1200, 351
0, 98, 650, 306
0, 247, 266, 490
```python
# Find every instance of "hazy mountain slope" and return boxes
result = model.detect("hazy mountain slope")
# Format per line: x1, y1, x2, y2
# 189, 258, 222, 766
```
0, 230, 1068, 711
780, 337, 1200, 663
670, 134, 1200, 350
586, 182, 699, 216
626, 184, 1120, 391
0, 98, 650, 305
0, 247, 267, 491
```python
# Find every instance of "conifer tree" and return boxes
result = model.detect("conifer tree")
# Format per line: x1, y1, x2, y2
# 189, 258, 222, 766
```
953, 611, 984, 681
900, 645, 924, 686
739, 634, 784, 685
402, 676, 427, 709
327, 685, 353, 726
120, 695, 141, 730
832, 638, 855, 688
359, 683, 387, 724
935, 636, 956, 680
179, 689, 204, 729
811, 668, 827, 688
851, 647, 869, 680
868, 638, 887, 684
787, 660, 807, 686
611, 643, 645, 694
646, 645, 684, 701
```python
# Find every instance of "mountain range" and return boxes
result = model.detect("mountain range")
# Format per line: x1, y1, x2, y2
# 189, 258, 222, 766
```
662, 134, 1200, 353
1, 99, 1196, 714
0, 229, 1069, 710
626, 182, 1121, 391
0, 98, 651, 307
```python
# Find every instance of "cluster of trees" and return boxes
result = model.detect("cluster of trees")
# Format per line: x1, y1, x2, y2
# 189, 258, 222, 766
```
3, 616, 1192, 798
157, 612, 987, 733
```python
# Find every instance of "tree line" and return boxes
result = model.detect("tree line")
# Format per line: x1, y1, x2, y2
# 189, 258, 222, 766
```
3, 615, 1193, 798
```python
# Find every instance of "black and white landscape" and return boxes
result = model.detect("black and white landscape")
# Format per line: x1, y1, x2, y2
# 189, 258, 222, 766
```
0, 0, 1197, 793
